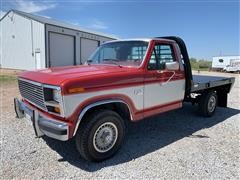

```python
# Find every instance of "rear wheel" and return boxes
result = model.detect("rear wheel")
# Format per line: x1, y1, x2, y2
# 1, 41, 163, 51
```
75, 109, 125, 162
198, 90, 218, 117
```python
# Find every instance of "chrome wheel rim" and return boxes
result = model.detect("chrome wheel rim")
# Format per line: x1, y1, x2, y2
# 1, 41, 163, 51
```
208, 95, 216, 113
93, 122, 118, 153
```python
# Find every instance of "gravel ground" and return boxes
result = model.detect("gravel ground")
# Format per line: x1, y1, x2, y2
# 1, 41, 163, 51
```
0, 71, 239, 179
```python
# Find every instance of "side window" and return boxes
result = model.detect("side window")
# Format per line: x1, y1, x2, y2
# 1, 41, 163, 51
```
148, 44, 176, 70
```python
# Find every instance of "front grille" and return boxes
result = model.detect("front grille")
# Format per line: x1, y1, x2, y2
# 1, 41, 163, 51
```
18, 78, 47, 110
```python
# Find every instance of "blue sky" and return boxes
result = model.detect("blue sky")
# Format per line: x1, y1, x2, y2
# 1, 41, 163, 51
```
1, 0, 239, 60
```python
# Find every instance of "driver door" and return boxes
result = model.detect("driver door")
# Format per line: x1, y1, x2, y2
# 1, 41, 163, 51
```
143, 42, 185, 118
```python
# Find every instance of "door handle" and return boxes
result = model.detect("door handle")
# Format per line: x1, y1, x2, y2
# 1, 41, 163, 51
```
155, 70, 175, 84
157, 70, 164, 74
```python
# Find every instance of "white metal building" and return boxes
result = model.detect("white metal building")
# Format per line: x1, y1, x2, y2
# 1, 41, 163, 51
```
212, 55, 240, 70
0, 10, 116, 70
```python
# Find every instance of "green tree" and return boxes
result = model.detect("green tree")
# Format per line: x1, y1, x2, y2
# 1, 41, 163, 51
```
190, 58, 212, 70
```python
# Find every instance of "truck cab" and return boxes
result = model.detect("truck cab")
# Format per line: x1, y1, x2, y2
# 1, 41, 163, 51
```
14, 37, 235, 162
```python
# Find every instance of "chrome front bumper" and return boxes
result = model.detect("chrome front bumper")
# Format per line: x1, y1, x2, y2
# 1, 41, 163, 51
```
14, 98, 69, 141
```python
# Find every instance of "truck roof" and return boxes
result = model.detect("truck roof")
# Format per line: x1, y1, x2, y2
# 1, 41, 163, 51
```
104, 38, 176, 44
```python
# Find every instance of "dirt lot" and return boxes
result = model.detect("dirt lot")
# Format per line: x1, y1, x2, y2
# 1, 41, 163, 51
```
0, 70, 239, 179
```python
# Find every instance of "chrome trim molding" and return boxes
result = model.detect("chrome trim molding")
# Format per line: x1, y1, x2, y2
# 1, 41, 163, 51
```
43, 84, 61, 90
38, 115, 69, 141
18, 78, 65, 117
14, 98, 69, 141
44, 85, 65, 117
18, 77, 42, 86
73, 99, 133, 136
33, 110, 44, 137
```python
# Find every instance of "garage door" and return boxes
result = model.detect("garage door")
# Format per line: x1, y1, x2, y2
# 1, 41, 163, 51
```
80, 38, 99, 64
49, 32, 75, 67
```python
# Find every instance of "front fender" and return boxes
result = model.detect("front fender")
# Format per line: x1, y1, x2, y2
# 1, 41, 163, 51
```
72, 99, 133, 137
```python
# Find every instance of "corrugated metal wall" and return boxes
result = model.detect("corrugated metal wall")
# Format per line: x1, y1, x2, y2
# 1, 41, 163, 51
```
0, 11, 115, 70
0, 20, 2, 67
45, 24, 114, 67
0, 12, 45, 70
32, 20, 46, 69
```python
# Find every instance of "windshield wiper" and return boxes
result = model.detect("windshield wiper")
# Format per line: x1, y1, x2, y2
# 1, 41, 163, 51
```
86, 60, 92, 65
102, 59, 122, 67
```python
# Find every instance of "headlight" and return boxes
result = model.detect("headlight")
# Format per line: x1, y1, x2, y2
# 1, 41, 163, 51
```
53, 89, 62, 102
43, 85, 64, 117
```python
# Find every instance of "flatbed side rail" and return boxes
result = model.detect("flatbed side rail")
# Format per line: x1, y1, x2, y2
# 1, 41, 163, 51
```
191, 77, 235, 92
190, 77, 235, 107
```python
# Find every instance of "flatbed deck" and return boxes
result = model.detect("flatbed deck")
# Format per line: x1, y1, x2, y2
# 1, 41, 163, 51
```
191, 75, 235, 92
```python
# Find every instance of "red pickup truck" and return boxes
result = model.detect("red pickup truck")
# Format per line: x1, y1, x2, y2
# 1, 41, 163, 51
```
14, 36, 235, 162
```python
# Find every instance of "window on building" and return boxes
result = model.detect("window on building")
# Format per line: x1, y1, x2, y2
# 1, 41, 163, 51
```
219, 59, 224, 63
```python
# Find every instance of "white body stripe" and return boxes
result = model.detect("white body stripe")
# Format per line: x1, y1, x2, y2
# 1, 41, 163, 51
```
144, 79, 185, 108
63, 79, 185, 118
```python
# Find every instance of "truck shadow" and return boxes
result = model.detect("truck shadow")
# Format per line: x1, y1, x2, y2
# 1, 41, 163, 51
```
43, 103, 240, 172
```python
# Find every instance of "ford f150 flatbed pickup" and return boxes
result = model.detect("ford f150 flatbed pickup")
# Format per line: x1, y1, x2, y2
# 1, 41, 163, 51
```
14, 36, 235, 161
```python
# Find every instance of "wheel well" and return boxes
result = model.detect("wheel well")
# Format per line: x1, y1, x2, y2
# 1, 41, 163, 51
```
77, 102, 132, 130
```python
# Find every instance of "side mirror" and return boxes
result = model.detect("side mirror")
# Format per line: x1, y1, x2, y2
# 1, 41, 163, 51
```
165, 61, 179, 71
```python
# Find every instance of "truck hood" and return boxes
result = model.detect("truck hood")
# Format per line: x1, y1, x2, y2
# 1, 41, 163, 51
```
19, 64, 135, 86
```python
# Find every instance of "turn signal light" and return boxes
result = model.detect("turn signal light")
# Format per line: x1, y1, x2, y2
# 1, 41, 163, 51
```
54, 107, 61, 114
68, 87, 85, 93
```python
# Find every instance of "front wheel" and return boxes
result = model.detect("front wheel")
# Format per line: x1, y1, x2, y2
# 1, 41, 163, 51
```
198, 90, 218, 117
75, 109, 126, 162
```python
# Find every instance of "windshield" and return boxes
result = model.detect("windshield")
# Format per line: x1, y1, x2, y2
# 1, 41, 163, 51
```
88, 41, 149, 67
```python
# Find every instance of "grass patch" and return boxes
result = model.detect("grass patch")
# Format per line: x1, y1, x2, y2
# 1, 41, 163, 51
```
190, 58, 211, 72
0, 75, 17, 82
192, 67, 210, 71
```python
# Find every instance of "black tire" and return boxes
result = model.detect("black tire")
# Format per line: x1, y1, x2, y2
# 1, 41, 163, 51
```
198, 90, 218, 117
75, 109, 126, 162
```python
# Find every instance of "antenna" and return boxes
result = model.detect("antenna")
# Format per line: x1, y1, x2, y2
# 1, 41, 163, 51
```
219, 50, 222, 56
